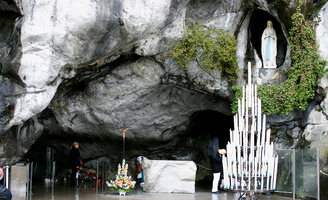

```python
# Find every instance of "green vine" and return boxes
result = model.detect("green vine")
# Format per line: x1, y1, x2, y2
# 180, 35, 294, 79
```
232, 0, 326, 115
170, 21, 238, 82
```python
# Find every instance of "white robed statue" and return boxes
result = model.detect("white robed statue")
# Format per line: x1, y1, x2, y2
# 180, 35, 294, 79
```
261, 20, 277, 68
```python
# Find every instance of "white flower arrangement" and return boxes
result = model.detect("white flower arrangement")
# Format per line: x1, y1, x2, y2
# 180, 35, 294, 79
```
106, 159, 136, 194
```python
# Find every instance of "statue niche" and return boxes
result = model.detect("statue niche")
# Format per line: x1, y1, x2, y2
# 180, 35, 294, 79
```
261, 20, 277, 68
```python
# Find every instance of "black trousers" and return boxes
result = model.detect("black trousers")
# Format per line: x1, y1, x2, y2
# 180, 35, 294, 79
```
70, 166, 77, 187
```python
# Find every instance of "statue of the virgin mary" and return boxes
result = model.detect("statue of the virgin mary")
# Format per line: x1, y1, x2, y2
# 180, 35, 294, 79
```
261, 20, 277, 68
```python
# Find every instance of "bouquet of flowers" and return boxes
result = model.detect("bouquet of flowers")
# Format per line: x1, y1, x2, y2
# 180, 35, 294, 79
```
106, 159, 136, 194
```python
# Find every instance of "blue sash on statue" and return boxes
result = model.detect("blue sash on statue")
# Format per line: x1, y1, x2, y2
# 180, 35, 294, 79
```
266, 36, 271, 61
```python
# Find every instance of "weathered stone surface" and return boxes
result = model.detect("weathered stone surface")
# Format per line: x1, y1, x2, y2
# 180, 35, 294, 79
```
316, 3, 328, 68
303, 105, 328, 125
39, 57, 231, 164
257, 68, 287, 85
286, 127, 301, 139
2, 0, 191, 131
143, 160, 196, 193
0, 116, 43, 166
303, 124, 328, 142
0, 1, 328, 197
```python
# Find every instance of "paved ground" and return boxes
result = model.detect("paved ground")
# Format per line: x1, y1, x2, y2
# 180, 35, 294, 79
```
16, 183, 295, 200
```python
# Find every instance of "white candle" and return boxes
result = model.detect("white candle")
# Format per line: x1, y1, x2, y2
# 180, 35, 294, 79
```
255, 85, 257, 116
243, 130, 247, 159
245, 105, 248, 142
239, 129, 242, 148
259, 99, 262, 118
233, 144, 237, 189
245, 131, 248, 163
257, 146, 261, 175
246, 84, 249, 109
248, 160, 251, 190
237, 145, 241, 176
251, 84, 254, 116
257, 100, 261, 144
254, 155, 258, 190
261, 162, 265, 190
266, 157, 270, 190
242, 86, 245, 118
248, 62, 251, 87
241, 157, 244, 190
222, 156, 228, 189
250, 124, 254, 163
266, 129, 271, 149
273, 155, 279, 189
261, 114, 266, 147
270, 156, 275, 190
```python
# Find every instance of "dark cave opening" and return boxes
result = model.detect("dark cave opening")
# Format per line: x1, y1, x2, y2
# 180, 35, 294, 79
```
187, 110, 233, 149
184, 110, 234, 187
23, 109, 234, 185
249, 9, 288, 67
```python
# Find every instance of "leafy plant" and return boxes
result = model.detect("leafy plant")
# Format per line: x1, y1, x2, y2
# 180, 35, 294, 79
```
232, 0, 326, 115
170, 21, 238, 82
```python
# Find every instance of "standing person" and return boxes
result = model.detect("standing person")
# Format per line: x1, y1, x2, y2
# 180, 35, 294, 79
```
208, 137, 226, 194
136, 156, 148, 187
69, 142, 81, 188
0, 167, 11, 200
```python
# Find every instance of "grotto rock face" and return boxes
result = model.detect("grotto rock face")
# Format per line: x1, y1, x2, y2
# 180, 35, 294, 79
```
0, 0, 328, 195
39, 57, 231, 173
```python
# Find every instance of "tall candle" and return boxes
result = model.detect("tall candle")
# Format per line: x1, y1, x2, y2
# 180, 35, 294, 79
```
233, 144, 237, 189
237, 145, 241, 176
273, 155, 279, 189
259, 99, 262, 118
241, 157, 244, 190
248, 160, 251, 190
261, 162, 264, 190
222, 156, 228, 188
254, 155, 258, 190
248, 62, 251, 88
255, 85, 257, 116
246, 84, 249, 108
251, 84, 254, 116
266, 129, 271, 149
261, 114, 266, 146
245, 105, 248, 139
266, 157, 270, 190
245, 131, 248, 163
258, 100, 261, 142
242, 86, 245, 118
270, 156, 275, 190
250, 123, 254, 163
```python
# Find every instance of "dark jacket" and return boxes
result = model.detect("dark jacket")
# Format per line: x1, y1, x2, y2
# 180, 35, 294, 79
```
208, 137, 223, 173
0, 184, 11, 200
69, 147, 81, 168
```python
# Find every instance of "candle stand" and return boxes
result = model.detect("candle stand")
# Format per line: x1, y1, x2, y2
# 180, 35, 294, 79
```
222, 62, 279, 200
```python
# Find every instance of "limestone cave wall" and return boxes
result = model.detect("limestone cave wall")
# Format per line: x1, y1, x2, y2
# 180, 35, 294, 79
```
1, 0, 328, 195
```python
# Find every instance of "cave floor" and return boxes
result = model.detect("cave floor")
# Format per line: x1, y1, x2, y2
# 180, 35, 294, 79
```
23, 182, 294, 200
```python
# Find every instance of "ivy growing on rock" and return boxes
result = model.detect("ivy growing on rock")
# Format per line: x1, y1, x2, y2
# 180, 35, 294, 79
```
232, 0, 326, 115
170, 21, 238, 82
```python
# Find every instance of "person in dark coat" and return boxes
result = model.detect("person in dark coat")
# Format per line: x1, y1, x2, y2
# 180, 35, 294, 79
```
208, 137, 226, 193
69, 142, 81, 188
0, 167, 11, 200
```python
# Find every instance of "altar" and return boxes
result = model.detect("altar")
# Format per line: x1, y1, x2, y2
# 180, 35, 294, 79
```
142, 160, 196, 194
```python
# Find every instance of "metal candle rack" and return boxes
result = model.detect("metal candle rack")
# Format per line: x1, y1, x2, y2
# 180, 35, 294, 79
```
222, 62, 279, 199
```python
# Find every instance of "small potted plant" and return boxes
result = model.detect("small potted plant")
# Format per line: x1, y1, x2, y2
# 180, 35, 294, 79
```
107, 159, 136, 196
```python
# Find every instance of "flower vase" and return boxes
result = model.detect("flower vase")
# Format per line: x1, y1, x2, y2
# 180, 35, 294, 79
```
119, 190, 126, 196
